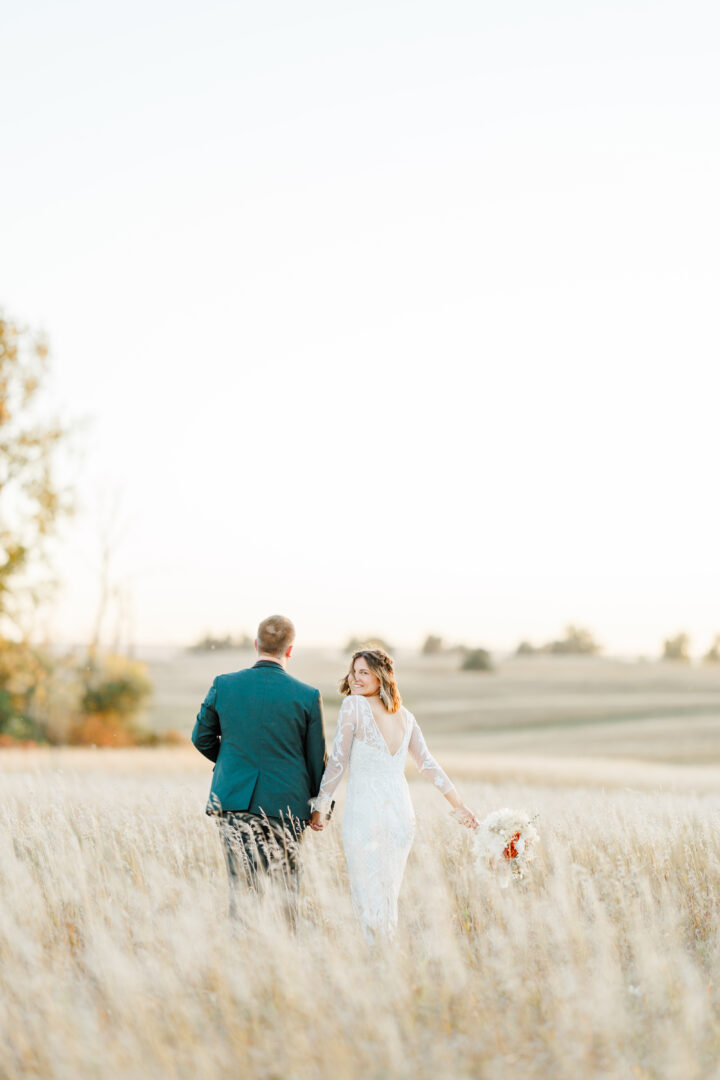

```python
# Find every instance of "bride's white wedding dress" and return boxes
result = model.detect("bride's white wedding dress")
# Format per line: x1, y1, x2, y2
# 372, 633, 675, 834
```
312, 694, 454, 939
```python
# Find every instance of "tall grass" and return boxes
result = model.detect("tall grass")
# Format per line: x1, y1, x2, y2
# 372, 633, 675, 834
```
1, 751, 719, 1079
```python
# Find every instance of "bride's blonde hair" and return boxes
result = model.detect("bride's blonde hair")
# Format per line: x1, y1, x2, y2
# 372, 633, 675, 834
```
340, 648, 402, 713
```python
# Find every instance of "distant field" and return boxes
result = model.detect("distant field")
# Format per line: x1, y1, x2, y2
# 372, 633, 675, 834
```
138, 648, 720, 764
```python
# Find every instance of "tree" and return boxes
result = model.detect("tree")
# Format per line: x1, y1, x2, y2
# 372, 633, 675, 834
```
188, 632, 253, 652
0, 312, 71, 630
461, 648, 494, 672
514, 626, 601, 656
0, 312, 73, 742
703, 635, 720, 664
421, 634, 444, 656
545, 625, 601, 655
344, 636, 394, 654
662, 633, 691, 663
0, 311, 158, 746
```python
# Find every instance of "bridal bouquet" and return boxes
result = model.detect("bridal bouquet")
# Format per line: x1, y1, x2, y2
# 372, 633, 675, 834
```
472, 808, 539, 887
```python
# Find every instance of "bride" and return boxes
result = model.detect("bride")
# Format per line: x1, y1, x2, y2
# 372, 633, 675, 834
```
309, 647, 478, 939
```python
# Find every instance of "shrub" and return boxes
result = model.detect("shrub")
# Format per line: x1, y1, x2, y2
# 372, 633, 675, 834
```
0, 637, 53, 742
69, 654, 153, 746
461, 648, 494, 672
421, 635, 444, 656
662, 634, 691, 663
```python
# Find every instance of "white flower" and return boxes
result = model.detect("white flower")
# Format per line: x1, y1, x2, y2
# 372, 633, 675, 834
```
472, 807, 539, 884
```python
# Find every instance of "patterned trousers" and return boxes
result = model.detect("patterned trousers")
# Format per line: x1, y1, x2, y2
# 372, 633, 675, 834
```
216, 811, 304, 926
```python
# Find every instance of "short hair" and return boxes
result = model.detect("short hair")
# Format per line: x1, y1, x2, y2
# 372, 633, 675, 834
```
257, 614, 295, 657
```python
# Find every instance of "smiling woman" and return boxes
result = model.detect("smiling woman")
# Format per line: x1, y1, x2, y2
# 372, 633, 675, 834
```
309, 647, 478, 940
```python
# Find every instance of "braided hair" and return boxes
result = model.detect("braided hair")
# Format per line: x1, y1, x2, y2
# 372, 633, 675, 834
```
340, 648, 403, 713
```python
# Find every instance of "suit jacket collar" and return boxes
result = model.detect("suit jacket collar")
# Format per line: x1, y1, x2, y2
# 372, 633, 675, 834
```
252, 660, 285, 671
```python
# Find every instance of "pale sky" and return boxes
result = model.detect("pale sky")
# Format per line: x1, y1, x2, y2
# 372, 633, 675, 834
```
2, 0, 719, 655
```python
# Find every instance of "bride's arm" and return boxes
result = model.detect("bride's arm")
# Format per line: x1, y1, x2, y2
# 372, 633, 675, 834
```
407, 715, 479, 829
308, 696, 357, 830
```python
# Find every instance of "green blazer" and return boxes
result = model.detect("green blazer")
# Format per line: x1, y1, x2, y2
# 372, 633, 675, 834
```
192, 660, 327, 823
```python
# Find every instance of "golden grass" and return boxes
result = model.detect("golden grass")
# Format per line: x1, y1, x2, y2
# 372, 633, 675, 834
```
1, 749, 719, 1079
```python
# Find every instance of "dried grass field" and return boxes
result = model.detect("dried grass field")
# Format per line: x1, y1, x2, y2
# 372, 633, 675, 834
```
2, 741, 720, 1080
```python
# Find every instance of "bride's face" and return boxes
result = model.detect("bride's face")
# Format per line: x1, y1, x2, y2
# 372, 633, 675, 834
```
350, 659, 381, 697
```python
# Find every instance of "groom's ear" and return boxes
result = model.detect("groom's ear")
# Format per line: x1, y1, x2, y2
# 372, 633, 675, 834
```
286, 644, 294, 660
254, 638, 258, 652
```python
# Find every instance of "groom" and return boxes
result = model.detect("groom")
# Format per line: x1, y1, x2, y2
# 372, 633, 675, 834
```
191, 614, 327, 922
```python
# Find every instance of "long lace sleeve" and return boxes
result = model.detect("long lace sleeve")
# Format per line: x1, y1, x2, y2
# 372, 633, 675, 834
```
407, 715, 456, 795
310, 696, 357, 814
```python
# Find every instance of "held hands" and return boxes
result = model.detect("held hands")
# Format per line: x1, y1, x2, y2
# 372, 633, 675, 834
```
309, 811, 327, 832
309, 798, 334, 831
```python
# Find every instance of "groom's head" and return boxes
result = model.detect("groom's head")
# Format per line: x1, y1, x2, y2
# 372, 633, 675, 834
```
255, 614, 295, 664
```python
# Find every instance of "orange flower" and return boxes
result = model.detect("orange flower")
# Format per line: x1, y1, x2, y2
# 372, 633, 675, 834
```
503, 832, 521, 860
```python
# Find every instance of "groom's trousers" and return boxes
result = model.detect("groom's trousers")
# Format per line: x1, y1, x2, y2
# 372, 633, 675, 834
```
216, 811, 304, 927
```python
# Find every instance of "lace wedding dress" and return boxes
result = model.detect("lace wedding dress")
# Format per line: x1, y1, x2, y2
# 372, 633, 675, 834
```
312, 694, 454, 939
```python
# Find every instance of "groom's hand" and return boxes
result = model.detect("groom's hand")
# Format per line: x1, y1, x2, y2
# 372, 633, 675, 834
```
309, 811, 326, 832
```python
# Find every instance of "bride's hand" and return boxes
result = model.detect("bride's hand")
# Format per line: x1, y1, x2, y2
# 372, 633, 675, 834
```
451, 804, 479, 830
309, 811, 326, 832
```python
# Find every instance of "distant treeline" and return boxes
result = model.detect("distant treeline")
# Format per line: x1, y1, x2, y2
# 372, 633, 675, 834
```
421, 626, 720, 670
188, 633, 254, 652
418, 625, 601, 668
185, 627, 720, 668
514, 625, 601, 656
661, 633, 720, 664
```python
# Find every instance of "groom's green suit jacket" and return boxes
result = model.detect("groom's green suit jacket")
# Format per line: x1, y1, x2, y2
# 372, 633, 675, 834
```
191, 660, 327, 822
